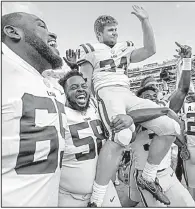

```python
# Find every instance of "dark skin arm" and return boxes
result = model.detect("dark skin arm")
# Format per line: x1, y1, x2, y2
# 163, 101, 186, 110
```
111, 107, 179, 133
129, 107, 174, 123
168, 42, 192, 149
169, 70, 191, 113
169, 42, 192, 114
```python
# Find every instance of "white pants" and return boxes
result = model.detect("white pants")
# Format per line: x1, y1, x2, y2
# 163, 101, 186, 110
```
129, 165, 195, 207
97, 86, 180, 144
58, 180, 121, 207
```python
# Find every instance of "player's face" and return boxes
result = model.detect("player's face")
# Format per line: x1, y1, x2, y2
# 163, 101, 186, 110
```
100, 24, 118, 46
66, 76, 90, 111
141, 90, 158, 103
21, 14, 63, 69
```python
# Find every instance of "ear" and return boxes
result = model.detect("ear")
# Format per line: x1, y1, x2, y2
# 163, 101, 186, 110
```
96, 31, 102, 38
3, 25, 22, 41
96, 31, 103, 42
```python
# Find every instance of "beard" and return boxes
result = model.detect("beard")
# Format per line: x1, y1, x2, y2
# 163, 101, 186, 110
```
67, 94, 90, 112
24, 28, 63, 70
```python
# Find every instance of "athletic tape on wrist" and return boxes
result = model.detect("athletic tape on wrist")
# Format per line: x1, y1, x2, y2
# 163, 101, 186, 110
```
181, 58, 192, 71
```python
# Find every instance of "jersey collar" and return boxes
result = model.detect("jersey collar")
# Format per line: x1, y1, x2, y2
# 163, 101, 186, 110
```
2, 43, 42, 77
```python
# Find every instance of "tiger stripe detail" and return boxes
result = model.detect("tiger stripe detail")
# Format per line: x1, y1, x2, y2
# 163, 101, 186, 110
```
126, 41, 134, 47
86, 43, 95, 52
80, 43, 95, 54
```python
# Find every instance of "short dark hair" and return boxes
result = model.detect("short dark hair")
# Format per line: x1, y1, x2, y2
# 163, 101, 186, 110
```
58, 70, 87, 88
136, 86, 157, 97
140, 76, 156, 87
1, 12, 24, 42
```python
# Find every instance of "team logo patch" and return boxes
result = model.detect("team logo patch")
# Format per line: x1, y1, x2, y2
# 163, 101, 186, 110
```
110, 196, 115, 202
121, 48, 127, 53
111, 49, 115, 54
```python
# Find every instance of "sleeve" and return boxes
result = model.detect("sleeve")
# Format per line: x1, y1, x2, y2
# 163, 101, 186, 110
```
90, 96, 98, 109
76, 43, 95, 67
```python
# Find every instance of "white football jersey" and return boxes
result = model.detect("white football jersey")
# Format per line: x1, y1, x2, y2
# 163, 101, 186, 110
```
60, 100, 106, 195
182, 102, 195, 146
76, 42, 135, 92
2, 43, 66, 207
131, 129, 171, 171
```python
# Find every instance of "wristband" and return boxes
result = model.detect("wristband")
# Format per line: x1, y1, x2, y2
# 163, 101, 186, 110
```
181, 58, 191, 71
71, 64, 79, 71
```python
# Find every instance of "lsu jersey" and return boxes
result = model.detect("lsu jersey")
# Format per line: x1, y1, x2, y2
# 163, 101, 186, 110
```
2, 43, 66, 207
182, 102, 195, 146
76, 41, 135, 92
131, 129, 171, 171
60, 100, 106, 195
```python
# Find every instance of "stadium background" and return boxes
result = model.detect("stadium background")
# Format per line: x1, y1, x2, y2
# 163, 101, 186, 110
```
43, 56, 195, 96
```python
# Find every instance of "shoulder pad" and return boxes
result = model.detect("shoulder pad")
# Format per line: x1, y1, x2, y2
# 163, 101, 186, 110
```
79, 43, 95, 54
76, 43, 95, 66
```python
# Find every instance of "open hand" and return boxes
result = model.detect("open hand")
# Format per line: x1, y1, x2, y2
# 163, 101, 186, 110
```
131, 5, 149, 21
110, 114, 135, 133
180, 145, 190, 161
63, 49, 78, 69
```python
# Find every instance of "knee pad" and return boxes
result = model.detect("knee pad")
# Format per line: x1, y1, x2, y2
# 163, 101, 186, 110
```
115, 128, 133, 146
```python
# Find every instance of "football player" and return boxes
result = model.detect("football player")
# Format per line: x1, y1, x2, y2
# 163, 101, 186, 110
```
62, 50, 176, 207
174, 45, 195, 200
58, 70, 121, 207
128, 87, 195, 207
2, 12, 66, 206
127, 44, 194, 206
139, 42, 192, 161
76, 5, 180, 206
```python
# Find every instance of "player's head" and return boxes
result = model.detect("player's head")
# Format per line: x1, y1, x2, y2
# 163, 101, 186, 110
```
59, 70, 90, 111
186, 91, 195, 103
136, 86, 158, 103
140, 76, 159, 90
2, 12, 63, 71
94, 15, 118, 47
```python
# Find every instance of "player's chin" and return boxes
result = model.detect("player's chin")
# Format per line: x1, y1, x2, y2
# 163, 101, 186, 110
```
76, 99, 87, 108
49, 46, 60, 56
110, 40, 117, 45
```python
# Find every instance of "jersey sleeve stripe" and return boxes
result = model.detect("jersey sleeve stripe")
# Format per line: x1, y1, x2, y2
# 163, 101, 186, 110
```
126, 41, 134, 47
90, 97, 97, 109
77, 59, 87, 66
86, 43, 95, 52
80, 44, 89, 54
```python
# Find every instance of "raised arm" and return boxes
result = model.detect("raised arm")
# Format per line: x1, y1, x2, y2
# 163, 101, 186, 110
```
130, 5, 156, 63
63, 47, 95, 96
169, 42, 192, 113
79, 62, 94, 92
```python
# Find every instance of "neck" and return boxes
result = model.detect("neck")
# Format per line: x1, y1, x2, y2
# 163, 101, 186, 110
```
4, 41, 52, 74
98, 39, 115, 48
104, 42, 115, 48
